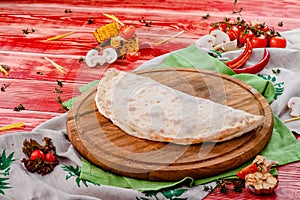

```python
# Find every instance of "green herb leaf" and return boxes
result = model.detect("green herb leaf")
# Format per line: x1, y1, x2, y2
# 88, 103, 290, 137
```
78, 57, 84, 63
65, 9, 72, 13
88, 17, 94, 24
278, 21, 284, 27
57, 80, 63, 87
13, 104, 25, 112
202, 13, 211, 19
54, 87, 63, 94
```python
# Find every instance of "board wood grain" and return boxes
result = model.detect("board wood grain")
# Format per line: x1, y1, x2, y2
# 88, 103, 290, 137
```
67, 68, 273, 181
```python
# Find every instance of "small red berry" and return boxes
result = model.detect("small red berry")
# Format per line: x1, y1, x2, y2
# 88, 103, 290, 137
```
30, 150, 45, 161
45, 152, 56, 162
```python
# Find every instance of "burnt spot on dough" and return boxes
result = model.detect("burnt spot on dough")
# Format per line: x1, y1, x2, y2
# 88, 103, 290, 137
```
129, 107, 137, 112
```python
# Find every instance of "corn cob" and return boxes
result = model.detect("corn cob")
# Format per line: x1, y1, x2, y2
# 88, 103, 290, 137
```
93, 21, 120, 43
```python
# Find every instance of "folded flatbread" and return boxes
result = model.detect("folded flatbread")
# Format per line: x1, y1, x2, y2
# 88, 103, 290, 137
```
95, 68, 264, 145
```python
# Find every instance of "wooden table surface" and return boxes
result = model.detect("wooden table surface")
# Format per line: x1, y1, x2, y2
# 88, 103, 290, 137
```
1, 0, 300, 199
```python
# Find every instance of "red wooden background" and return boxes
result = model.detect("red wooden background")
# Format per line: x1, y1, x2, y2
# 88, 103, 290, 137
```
0, 0, 300, 199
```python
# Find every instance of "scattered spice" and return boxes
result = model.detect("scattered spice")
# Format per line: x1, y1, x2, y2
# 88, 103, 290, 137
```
37, 71, 43, 75
155, 30, 185, 45
0, 65, 10, 76
54, 87, 62, 94
232, 7, 243, 15
103, 13, 124, 26
57, 80, 63, 87
272, 68, 281, 74
78, 57, 84, 63
202, 13, 211, 19
22, 28, 35, 34
88, 17, 94, 24
21, 137, 59, 176
203, 185, 214, 192
214, 178, 245, 194
54, 80, 68, 111
1, 83, 10, 92
139, 17, 152, 27
44, 57, 65, 74
64, 9, 72, 13
284, 116, 300, 123
277, 21, 284, 27
0, 122, 24, 131
13, 104, 25, 112
46, 31, 75, 41
56, 96, 69, 111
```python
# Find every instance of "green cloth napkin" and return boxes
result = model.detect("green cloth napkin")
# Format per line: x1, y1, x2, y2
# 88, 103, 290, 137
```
78, 45, 300, 192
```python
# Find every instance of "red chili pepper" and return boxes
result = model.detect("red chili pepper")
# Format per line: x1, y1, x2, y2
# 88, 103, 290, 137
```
237, 163, 257, 179
225, 39, 253, 69
233, 48, 270, 74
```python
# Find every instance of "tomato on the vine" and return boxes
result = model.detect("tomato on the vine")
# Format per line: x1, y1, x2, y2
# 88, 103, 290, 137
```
218, 22, 227, 32
251, 34, 268, 48
226, 18, 236, 25
239, 30, 254, 45
30, 150, 45, 161
119, 25, 136, 39
255, 23, 270, 32
226, 26, 240, 41
125, 51, 141, 62
209, 27, 219, 34
269, 36, 287, 48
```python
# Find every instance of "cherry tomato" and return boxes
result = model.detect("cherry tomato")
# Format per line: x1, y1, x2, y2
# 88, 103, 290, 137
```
209, 27, 219, 34
45, 152, 56, 162
125, 51, 141, 62
218, 22, 227, 32
251, 34, 268, 48
226, 26, 240, 41
255, 23, 270, 32
238, 20, 252, 31
226, 18, 236, 25
239, 30, 254, 45
30, 150, 45, 161
119, 25, 136, 39
269, 36, 287, 48
237, 163, 257, 179
226, 29, 237, 41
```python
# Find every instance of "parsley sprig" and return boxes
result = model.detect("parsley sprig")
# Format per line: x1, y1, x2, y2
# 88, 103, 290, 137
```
54, 80, 69, 111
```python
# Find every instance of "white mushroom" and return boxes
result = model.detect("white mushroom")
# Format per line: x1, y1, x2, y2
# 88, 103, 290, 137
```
102, 48, 118, 64
85, 49, 100, 67
213, 39, 238, 51
85, 48, 118, 67
287, 96, 300, 117
195, 35, 216, 50
210, 30, 230, 46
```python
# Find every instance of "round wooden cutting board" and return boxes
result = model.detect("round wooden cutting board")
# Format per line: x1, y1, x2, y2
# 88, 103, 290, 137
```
67, 68, 273, 181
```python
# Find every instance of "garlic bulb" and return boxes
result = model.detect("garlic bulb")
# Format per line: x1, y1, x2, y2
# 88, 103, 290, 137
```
245, 172, 278, 194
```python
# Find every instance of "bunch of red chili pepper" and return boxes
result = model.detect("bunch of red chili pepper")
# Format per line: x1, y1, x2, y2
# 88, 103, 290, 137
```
225, 39, 270, 74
